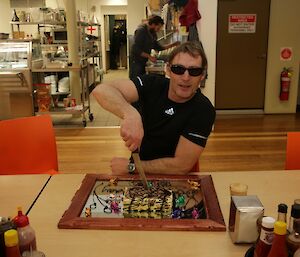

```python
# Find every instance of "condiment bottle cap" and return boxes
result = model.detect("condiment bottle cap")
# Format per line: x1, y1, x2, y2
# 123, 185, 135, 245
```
294, 219, 300, 233
262, 216, 276, 228
278, 203, 288, 213
13, 207, 29, 228
291, 204, 300, 218
274, 221, 287, 235
4, 229, 19, 247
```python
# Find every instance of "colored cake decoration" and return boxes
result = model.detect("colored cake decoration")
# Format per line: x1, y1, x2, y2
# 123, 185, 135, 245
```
81, 179, 206, 220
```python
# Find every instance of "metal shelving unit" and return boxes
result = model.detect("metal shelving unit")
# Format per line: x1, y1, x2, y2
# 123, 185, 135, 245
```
32, 65, 92, 127
10, 21, 102, 126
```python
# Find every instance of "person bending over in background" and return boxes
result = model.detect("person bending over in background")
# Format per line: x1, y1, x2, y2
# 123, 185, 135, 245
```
129, 15, 179, 79
93, 41, 215, 175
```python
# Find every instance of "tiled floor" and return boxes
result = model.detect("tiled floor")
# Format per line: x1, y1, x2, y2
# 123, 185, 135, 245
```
89, 69, 128, 127
52, 69, 128, 127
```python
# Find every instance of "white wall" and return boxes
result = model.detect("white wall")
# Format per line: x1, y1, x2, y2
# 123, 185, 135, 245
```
0, 0, 13, 33
97, 0, 127, 5
197, 0, 217, 105
264, 0, 300, 113
127, 0, 146, 35
46, 0, 64, 8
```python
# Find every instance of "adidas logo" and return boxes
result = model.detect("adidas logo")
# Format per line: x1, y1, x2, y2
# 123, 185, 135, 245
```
164, 107, 175, 115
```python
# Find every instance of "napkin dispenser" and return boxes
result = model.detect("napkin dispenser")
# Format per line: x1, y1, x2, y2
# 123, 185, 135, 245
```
229, 195, 264, 243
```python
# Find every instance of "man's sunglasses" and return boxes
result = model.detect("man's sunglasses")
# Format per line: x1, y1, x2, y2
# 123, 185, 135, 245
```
170, 65, 204, 77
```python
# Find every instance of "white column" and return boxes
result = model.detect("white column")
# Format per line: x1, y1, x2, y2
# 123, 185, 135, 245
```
64, 0, 81, 103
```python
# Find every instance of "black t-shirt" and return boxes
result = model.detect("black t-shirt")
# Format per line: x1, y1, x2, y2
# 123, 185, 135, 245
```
131, 74, 216, 160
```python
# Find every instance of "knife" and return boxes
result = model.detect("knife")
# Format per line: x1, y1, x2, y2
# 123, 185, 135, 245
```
132, 150, 149, 190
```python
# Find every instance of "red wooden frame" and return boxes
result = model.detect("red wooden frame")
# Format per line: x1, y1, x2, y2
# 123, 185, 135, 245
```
58, 174, 226, 231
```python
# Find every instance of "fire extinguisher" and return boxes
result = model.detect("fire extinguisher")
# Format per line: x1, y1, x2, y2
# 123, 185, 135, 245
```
279, 67, 292, 101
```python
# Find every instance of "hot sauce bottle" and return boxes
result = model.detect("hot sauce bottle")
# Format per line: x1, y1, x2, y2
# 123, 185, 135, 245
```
254, 216, 275, 257
267, 221, 288, 257
277, 203, 288, 223
4, 229, 21, 257
12, 207, 37, 255
286, 220, 300, 256
289, 204, 300, 234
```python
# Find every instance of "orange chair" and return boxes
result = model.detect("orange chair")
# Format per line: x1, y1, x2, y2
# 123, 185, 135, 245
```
285, 132, 300, 170
190, 161, 200, 172
0, 115, 58, 175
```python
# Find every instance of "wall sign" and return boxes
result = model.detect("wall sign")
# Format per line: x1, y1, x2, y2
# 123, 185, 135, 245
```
280, 47, 293, 61
228, 14, 256, 33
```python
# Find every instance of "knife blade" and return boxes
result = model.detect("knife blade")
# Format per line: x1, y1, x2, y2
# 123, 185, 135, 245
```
132, 152, 149, 190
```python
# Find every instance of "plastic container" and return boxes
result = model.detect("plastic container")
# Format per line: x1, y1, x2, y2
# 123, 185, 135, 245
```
34, 83, 51, 112
12, 208, 37, 255
267, 221, 288, 257
4, 229, 21, 257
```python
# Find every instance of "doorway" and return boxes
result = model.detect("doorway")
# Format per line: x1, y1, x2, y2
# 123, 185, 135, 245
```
215, 0, 271, 109
104, 15, 127, 71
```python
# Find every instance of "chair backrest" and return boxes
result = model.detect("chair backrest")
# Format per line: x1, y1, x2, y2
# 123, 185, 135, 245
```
285, 132, 300, 170
0, 115, 58, 175
190, 161, 200, 172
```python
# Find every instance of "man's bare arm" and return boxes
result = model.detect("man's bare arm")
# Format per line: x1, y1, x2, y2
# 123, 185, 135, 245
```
141, 136, 203, 175
92, 80, 138, 117
92, 80, 143, 151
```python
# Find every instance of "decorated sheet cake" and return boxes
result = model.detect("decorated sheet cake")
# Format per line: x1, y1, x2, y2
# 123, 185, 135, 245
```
58, 174, 225, 231
80, 179, 205, 219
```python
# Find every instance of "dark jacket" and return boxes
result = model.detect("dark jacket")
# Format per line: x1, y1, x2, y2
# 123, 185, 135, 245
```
130, 24, 164, 65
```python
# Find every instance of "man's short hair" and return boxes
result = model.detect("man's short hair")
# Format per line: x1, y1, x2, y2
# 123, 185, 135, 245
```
168, 41, 207, 68
148, 15, 164, 25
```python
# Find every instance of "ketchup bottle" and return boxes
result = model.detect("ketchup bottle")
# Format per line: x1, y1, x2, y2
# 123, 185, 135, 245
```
12, 207, 37, 255
254, 216, 275, 257
267, 221, 288, 257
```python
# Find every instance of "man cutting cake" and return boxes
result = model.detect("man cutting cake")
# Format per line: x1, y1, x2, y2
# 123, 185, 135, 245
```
92, 41, 215, 175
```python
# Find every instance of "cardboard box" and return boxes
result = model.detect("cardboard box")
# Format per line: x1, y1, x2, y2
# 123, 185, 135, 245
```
12, 31, 25, 39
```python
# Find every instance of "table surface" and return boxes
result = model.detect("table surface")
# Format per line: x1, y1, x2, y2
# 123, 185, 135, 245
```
0, 174, 50, 218
28, 170, 300, 257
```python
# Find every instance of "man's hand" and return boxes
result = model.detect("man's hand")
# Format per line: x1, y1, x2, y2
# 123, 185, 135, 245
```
120, 110, 144, 151
110, 157, 130, 175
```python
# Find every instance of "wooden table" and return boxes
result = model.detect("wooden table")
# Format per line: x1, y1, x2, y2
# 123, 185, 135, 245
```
28, 171, 300, 257
0, 174, 51, 217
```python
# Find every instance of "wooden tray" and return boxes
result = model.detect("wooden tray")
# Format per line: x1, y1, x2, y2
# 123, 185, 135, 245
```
58, 174, 226, 231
